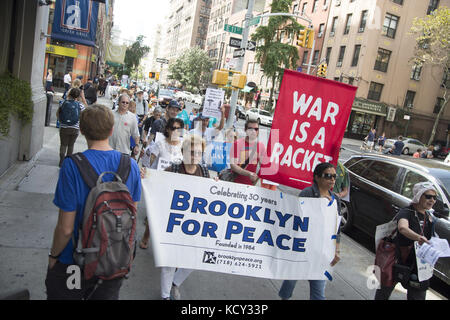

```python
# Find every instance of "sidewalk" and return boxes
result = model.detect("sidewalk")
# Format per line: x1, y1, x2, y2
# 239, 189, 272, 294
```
0, 96, 445, 300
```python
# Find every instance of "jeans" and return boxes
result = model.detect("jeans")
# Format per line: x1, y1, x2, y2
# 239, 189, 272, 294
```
374, 285, 427, 300
160, 267, 193, 299
63, 83, 70, 99
45, 261, 123, 300
59, 127, 79, 167
279, 280, 326, 300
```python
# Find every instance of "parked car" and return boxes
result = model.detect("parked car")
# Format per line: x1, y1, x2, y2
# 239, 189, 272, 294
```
158, 89, 175, 107
245, 108, 273, 127
236, 105, 246, 119
193, 94, 203, 105
174, 90, 188, 101
342, 154, 450, 285
383, 137, 426, 155
432, 140, 449, 159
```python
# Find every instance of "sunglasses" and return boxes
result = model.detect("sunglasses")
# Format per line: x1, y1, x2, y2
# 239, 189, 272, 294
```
321, 173, 337, 180
170, 126, 182, 130
247, 127, 259, 132
423, 194, 437, 200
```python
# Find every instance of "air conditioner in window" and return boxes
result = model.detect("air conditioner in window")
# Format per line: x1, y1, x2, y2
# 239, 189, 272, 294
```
335, 0, 341, 6
407, 104, 413, 109
330, 31, 335, 36
318, 32, 323, 38
337, 61, 342, 67
359, 27, 365, 32
323, 4, 328, 10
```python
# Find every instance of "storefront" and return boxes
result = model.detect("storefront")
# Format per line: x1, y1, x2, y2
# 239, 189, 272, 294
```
345, 98, 387, 140
45, 44, 78, 88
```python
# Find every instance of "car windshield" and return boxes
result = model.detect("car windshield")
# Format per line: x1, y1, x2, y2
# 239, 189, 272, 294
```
159, 89, 174, 97
260, 110, 271, 116
437, 177, 450, 202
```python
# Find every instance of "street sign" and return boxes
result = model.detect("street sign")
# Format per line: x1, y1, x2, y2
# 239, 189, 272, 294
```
229, 37, 242, 48
247, 16, 261, 27
224, 24, 243, 35
229, 37, 256, 51
156, 58, 169, 64
233, 48, 246, 58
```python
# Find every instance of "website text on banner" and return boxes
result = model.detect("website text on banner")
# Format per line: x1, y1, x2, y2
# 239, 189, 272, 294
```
142, 170, 340, 280
259, 70, 357, 190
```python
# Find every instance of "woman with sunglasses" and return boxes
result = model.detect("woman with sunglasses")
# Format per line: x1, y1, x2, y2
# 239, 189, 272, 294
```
375, 182, 438, 300
279, 162, 342, 300
139, 118, 184, 250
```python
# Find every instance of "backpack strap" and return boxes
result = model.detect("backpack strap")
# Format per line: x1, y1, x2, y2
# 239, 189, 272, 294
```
117, 153, 131, 184
198, 164, 210, 178
68, 153, 98, 189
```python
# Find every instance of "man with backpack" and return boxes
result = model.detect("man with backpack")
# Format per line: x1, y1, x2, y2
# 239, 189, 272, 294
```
46, 104, 142, 300
57, 88, 85, 167
84, 78, 97, 105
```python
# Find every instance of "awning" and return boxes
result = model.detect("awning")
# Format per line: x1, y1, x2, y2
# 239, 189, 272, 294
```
242, 85, 254, 93
46, 44, 78, 58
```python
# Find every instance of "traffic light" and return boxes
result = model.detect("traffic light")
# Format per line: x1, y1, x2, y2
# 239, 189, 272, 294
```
212, 70, 229, 86
317, 63, 328, 78
231, 73, 247, 89
149, 72, 155, 79
297, 29, 308, 48
306, 30, 314, 49
297, 28, 314, 49
155, 72, 160, 81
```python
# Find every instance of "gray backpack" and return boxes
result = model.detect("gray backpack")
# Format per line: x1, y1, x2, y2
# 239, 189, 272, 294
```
69, 153, 137, 281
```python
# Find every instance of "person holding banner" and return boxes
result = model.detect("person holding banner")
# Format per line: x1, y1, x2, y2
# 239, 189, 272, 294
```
230, 119, 267, 187
374, 182, 437, 300
139, 118, 185, 250
279, 162, 342, 300
189, 106, 226, 145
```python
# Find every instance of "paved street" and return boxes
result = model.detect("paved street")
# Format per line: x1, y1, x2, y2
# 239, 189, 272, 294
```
0, 95, 446, 300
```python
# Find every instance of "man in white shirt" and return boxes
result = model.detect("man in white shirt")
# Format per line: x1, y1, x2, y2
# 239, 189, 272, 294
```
109, 94, 140, 155
135, 90, 148, 120
63, 72, 72, 99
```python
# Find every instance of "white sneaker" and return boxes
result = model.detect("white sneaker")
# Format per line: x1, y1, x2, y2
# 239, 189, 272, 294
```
170, 284, 181, 300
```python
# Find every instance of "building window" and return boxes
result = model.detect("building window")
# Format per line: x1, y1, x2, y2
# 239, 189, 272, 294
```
337, 46, 346, 67
312, 0, 319, 13
382, 13, 399, 39
427, 0, 440, 15
302, 2, 308, 15
325, 47, 332, 65
330, 16, 338, 35
344, 14, 352, 35
368, 82, 384, 101
411, 64, 422, 81
404, 91, 416, 108
302, 51, 309, 65
318, 23, 325, 36
351, 44, 361, 67
359, 10, 368, 32
442, 68, 450, 88
293, 4, 298, 13
434, 97, 444, 114
392, 0, 403, 5
313, 50, 320, 65
374, 48, 392, 72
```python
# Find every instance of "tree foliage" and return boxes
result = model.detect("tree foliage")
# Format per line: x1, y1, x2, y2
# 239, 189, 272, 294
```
251, 0, 304, 108
168, 47, 213, 93
410, 7, 450, 144
110, 35, 150, 79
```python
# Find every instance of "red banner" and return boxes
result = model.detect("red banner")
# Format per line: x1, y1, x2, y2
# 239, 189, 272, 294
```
259, 70, 357, 190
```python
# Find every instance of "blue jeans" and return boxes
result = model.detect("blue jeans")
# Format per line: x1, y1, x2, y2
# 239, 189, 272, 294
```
279, 280, 326, 300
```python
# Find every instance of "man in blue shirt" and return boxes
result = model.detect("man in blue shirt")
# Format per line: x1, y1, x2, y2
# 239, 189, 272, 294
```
390, 136, 405, 156
46, 104, 141, 300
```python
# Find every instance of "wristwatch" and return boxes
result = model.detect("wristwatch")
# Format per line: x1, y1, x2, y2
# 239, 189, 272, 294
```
48, 252, 60, 259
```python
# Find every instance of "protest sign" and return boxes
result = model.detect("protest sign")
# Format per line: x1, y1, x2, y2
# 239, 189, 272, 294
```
142, 170, 340, 280
259, 70, 357, 190
203, 88, 225, 120
207, 141, 232, 172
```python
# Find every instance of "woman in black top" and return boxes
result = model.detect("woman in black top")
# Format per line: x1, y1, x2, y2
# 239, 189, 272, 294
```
374, 182, 436, 300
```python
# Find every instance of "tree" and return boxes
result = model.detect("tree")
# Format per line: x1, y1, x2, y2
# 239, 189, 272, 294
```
251, 0, 304, 109
410, 7, 450, 144
168, 47, 213, 93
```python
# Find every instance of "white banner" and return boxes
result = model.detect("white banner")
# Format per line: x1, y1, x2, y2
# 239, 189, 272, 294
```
142, 170, 340, 280
202, 88, 225, 121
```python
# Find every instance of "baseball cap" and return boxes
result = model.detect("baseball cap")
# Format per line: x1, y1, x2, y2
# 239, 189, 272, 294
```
194, 113, 210, 121
411, 182, 437, 204
168, 100, 181, 109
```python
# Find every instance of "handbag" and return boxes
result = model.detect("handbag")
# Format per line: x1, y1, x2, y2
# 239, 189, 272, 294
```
218, 144, 258, 182
374, 229, 397, 287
